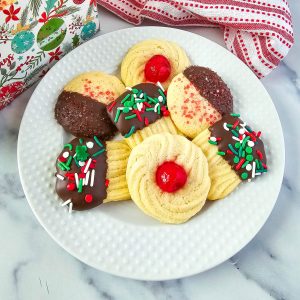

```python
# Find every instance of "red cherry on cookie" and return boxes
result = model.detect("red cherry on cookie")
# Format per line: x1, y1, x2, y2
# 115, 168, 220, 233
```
156, 161, 187, 193
144, 55, 171, 83
67, 183, 76, 191
85, 194, 93, 203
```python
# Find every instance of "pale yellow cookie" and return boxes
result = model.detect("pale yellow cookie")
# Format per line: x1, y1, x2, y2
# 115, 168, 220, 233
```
64, 71, 125, 104
104, 140, 131, 202
168, 66, 233, 139
126, 133, 210, 224
121, 39, 190, 89
193, 129, 241, 200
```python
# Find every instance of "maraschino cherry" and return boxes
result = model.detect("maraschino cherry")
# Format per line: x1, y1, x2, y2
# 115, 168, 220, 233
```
156, 161, 187, 193
144, 55, 171, 83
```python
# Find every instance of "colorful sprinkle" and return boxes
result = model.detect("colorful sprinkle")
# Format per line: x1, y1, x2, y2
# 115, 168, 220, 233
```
93, 136, 103, 148
124, 126, 136, 138
92, 148, 105, 157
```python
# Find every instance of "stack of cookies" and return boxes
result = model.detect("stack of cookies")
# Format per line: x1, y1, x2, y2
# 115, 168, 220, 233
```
54, 39, 268, 224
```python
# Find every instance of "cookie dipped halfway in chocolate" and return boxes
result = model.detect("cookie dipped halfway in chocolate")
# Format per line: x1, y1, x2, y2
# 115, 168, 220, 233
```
55, 137, 108, 211
55, 71, 125, 140
168, 66, 233, 139
106, 83, 170, 137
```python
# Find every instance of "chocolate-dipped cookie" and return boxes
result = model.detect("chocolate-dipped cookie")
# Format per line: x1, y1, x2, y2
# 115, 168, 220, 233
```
168, 66, 233, 138
107, 82, 179, 149
55, 71, 125, 140
193, 113, 268, 200
55, 137, 131, 212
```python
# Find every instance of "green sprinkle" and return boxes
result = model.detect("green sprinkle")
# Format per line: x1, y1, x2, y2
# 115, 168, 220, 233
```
245, 125, 253, 132
226, 123, 233, 128
217, 151, 225, 156
73, 156, 80, 167
121, 93, 131, 103
78, 178, 83, 193
125, 114, 137, 120
233, 156, 239, 163
208, 140, 217, 145
246, 154, 253, 161
64, 143, 73, 150
238, 146, 243, 157
158, 89, 166, 100
114, 108, 121, 123
242, 136, 250, 148
255, 159, 261, 169
132, 88, 138, 94
147, 96, 158, 104
92, 149, 105, 157
231, 129, 239, 137
146, 108, 155, 111
79, 138, 83, 144
66, 156, 73, 167
93, 136, 103, 148
76, 145, 88, 161
228, 144, 238, 155
230, 113, 240, 117
157, 105, 161, 115
241, 172, 248, 180
235, 142, 240, 148
124, 126, 135, 138
58, 162, 70, 171
123, 107, 131, 113
246, 146, 252, 154
242, 160, 249, 168
257, 168, 267, 173
135, 99, 145, 103
242, 150, 246, 158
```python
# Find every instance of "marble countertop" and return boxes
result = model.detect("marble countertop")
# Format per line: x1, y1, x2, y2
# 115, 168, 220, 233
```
1, 3, 300, 300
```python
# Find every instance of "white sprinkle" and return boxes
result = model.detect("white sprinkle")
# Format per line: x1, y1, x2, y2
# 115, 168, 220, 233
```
137, 102, 143, 111
246, 164, 252, 171
223, 123, 229, 131
139, 93, 144, 98
255, 172, 262, 176
68, 202, 73, 214
75, 173, 79, 187
84, 158, 92, 173
133, 94, 137, 98
247, 179, 252, 183
232, 136, 240, 141
210, 137, 217, 142
252, 161, 256, 178
248, 141, 255, 147
85, 171, 90, 186
154, 103, 160, 112
78, 161, 85, 167
239, 128, 245, 134
240, 122, 246, 127
86, 141, 94, 149
73, 153, 77, 158
56, 174, 65, 181
126, 87, 132, 91
61, 199, 71, 207
62, 151, 69, 158
90, 169, 95, 187
156, 81, 164, 91
158, 95, 164, 102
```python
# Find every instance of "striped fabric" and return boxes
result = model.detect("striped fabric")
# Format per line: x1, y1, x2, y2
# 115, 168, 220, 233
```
98, 0, 294, 78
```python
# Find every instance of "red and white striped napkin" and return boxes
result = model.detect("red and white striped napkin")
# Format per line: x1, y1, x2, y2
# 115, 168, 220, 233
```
98, 0, 294, 78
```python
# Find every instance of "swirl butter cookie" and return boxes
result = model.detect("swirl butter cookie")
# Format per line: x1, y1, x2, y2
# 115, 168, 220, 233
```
55, 71, 125, 140
107, 83, 179, 149
126, 133, 211, 224
55, 137, 131, 212
193, 113, 268, 200
121, 39, 190, 89
168, 66, 233, 138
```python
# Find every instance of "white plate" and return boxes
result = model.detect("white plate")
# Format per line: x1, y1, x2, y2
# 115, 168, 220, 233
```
18, 27, 284, 281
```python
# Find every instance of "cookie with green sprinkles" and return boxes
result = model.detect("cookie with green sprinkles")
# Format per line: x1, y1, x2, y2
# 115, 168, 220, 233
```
193, 113, 268, 200
107, 82, 179, 148
55, 137, 131, 212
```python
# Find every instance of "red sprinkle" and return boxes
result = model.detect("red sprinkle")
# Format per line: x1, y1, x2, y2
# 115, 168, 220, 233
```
133, 109, 142, 122
59, 156, 67, 162
256, 131, 262, 138
143, 102, 151, 108
164, 89, 168, 96
233, 120, 239, 129
262, 163, 268, 169
79, 173, 85, 179
144, 117, 149, 126
245, 131, 257, 142
227, 150, 233, 155
235, 158, 245, 170
216, 137, 222, 141
105, 179, 110, 187
85, 194, 93, 203
256, 150, 263, 159
163, 110, 170, 117
107, 101, 116, 112
67, 183, 76, 191
65, 172, 75, 180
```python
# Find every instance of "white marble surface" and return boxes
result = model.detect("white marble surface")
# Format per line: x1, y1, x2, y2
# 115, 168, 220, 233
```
1, 3, 300, 299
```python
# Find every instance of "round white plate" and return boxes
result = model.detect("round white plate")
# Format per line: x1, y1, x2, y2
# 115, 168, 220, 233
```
18, 27, 284, 281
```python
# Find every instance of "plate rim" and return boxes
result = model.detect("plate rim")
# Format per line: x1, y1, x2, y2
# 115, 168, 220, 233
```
17, 26, 285, 281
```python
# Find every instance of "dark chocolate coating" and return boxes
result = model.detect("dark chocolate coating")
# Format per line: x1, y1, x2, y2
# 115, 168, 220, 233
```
209, 114, 267, 180
107, 83, 165, 136
183, 66, 233, 115
55, 91, 117, 140
55, 137, 107, 211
